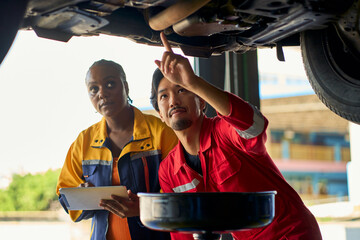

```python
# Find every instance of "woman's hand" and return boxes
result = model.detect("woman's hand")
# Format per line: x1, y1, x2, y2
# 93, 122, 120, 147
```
99, 189, 140, 218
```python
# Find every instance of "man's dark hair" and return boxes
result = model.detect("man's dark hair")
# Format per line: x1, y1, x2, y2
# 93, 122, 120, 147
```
150, 68, 164, 112
150, 68, 208, 113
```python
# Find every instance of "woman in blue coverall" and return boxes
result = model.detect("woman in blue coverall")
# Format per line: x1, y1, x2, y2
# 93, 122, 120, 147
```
56, 59, 178, 240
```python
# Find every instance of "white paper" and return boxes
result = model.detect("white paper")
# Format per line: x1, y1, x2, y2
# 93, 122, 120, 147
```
59, 186, 128, 210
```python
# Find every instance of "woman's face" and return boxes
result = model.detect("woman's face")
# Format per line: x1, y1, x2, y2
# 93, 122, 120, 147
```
86, 64, 129, 118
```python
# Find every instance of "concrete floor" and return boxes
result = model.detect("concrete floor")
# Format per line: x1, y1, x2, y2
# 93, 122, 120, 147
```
1, 204, 360, 240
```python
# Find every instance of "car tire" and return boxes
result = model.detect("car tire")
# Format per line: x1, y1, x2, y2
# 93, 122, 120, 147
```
300, 25, 360, 124
0, 0, 28, 65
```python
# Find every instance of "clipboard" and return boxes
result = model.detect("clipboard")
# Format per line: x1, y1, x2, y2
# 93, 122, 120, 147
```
59, 186, 128, 210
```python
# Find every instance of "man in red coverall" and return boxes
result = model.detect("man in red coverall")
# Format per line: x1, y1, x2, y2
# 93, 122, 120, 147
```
149, 32, 322, 240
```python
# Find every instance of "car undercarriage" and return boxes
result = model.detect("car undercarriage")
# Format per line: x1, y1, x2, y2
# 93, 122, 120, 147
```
1, 0, 360, 123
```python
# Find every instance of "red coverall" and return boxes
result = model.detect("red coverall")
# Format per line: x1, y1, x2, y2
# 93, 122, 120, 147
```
159, 93, 322, 240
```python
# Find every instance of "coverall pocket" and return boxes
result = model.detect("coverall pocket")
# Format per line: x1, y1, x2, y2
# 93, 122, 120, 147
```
209, 154, 241, 185
82, 164, 98, 184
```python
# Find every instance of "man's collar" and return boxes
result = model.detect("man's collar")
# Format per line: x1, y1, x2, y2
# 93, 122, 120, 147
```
199, 116, 212, 152
173, 116, 212, 174
173, 143, 187, 175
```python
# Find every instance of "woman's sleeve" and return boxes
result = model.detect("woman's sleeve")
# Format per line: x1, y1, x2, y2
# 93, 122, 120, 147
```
56, 135, 94, 221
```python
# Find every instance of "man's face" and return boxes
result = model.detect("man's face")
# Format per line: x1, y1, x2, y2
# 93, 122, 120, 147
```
86, 65, 129, 118
157, 77, 204, 131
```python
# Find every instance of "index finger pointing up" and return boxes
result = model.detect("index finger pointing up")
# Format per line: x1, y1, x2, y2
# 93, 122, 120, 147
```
160, 32, 173, 53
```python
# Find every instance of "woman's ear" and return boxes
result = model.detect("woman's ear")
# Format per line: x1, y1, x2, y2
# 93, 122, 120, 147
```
124, 81, 129, 96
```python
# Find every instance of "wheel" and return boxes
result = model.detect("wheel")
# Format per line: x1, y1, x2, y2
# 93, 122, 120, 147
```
300, 25, 360, 124
0, 0, 28, 65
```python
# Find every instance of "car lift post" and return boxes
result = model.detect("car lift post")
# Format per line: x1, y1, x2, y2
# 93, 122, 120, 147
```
194, 50, 260, 117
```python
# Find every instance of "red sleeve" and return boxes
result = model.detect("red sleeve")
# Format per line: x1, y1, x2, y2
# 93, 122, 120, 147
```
216, 92, 269, 155
158, 158, 174, 193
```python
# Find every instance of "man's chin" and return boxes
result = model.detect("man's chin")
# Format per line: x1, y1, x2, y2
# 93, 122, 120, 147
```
171, 119, 192, 131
